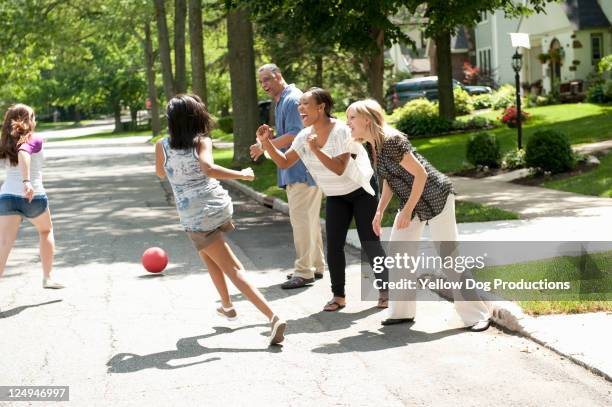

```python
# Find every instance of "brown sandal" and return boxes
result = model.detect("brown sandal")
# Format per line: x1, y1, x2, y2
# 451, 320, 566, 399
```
323, 299, 346, 312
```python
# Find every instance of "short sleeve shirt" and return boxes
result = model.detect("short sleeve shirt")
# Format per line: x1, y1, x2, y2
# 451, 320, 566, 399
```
291, 121, 361, 196
375, 133, 454, 221
274, 85, 316, 188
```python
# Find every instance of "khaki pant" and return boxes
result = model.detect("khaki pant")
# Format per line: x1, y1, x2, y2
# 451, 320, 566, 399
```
387, 195, 490, 326
286, 183, 325, 279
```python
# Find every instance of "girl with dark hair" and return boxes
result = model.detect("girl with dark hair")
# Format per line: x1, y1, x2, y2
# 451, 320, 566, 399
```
155, 94, 286, 345
258, 88, 389, 312
0, 104, 63, 288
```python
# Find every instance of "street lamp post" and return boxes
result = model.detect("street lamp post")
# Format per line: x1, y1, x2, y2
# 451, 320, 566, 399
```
512, 50, 523, 150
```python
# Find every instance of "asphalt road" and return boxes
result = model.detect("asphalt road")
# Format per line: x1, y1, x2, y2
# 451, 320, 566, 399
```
1, 138, 610, 407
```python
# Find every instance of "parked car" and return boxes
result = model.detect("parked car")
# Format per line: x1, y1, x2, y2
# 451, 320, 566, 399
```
385, 76, 492, 112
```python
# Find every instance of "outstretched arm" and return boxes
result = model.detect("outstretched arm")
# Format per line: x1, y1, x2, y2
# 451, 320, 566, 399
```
197, 137, 254, 181
257, 125, 300, 169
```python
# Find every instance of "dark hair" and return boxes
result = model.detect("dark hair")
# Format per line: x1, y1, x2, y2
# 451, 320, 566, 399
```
166, 94, 214, 150
305, 87, 334, 118
0, 104, 36, 166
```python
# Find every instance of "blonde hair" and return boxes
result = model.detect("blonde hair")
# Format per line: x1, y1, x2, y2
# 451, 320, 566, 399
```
347, 99, 400, 165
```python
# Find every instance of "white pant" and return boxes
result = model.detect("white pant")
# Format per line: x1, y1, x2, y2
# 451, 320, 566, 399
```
387, 195, 490, 326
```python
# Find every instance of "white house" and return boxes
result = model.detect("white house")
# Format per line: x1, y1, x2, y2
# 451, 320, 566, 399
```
474, 0, 612, 93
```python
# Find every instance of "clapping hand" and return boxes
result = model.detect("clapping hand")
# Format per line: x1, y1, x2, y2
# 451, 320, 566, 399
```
256, 124, 273, 143
306, 133, 319, 151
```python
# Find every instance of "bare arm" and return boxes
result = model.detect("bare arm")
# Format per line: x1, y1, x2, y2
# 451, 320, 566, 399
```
372, 179, 394, 236
257, 126, 300, 169
306, 133, 350, 176
250, 129, 296, 160
377, 179, 394, 214
198, 137, 254, 180
395, 152, 428, 229
17, 150, 33, 202
155, 141, 166, 179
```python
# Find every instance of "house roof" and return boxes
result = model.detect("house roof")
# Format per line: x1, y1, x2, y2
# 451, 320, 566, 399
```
563, 0, 610, 30
409, 58, 431, 74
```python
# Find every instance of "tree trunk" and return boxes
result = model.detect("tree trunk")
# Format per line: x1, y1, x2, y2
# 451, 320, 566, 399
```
435, 30, 455, 120
365, 27, 385, 106
174, 0, 187, 94
189, 0, 207, 105
113, 102, 121, 133
130, 107, 138, 131
227, 7, 259, 166
314, 55, 323, 88
144, 21, 162, 137
153, 0, 175, 100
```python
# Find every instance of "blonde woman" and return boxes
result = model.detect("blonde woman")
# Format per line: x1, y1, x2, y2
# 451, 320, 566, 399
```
346, 99, 490, 332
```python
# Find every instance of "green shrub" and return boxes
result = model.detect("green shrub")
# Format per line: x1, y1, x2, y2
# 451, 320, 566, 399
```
472, 94, 493, 110
603, 79, 612, 100
466, 133, 501, 167
491, 84, 516, 110
453, 87, 474, 115
525, 130, 575, 174
217, 116, 234, 133
453, 116, 495, 132
501, 148, 526, 170
586, 83, 606, 103
394, 98, 451, 137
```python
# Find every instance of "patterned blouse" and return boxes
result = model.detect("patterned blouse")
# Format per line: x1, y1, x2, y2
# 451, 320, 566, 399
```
373, 133, 454, 221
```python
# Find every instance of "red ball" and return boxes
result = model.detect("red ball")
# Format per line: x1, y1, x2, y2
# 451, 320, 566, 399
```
141, 247, 168, 273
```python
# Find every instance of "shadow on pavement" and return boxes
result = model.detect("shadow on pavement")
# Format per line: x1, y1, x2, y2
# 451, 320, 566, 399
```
0, 299, 63, 318
311, 325, 466, 354
285, 307, 382, 335
106, 324, 280, 373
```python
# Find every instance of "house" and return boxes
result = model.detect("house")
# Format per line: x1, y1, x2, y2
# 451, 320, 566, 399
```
474, 0, 612, 93
388, 26, 476, 80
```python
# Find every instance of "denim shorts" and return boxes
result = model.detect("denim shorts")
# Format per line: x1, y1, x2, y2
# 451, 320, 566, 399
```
0, 194, 49, 219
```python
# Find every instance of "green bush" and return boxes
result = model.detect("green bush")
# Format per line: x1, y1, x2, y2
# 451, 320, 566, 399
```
217, 116, 234, 133
453, 116, 494, 132
394, 98, 451, 137
491, 84, 516, 110
501, 148, 526, 170
453, 87, 474, 115
525, 130, 575, 174
466, 133, 501, 167
472, 94, 493, 110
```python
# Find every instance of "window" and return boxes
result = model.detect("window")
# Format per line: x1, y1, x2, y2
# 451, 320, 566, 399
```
591, 33, 603, 65
478, 48, 492, 75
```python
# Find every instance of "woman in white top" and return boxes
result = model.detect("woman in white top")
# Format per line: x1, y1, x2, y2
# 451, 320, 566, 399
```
0, 104, 63, 288
258, 88, 389, 312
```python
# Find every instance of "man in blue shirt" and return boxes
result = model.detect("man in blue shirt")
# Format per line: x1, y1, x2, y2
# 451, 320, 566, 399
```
250, 64, 325, 289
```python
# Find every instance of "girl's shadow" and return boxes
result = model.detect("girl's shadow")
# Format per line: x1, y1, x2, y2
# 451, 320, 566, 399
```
106, 324, 280, 373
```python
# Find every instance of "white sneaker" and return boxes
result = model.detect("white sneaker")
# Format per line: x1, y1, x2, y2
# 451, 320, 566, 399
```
43, 277, 65, 289
269, 315, 286, 345
216, 306, 237, 321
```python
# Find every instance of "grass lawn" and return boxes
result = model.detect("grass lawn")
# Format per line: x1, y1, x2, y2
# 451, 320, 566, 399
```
474, 251, 612, 315
542, 152, 612, 198
415, 103, 612, 173
36, 120, 102, 131
212, 148, 520, 224
46, 129, 153, 143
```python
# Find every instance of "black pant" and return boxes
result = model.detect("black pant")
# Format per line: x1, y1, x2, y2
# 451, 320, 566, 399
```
325, 187, 389, 298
